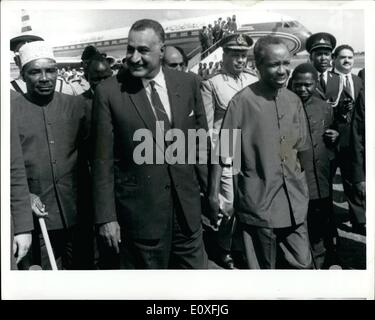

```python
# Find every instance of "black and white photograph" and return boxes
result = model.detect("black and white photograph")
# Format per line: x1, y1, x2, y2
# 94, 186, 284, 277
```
1, 0, 374, 300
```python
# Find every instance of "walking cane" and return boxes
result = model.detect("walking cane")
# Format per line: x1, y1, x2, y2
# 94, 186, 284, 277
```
38, 217, 58, 270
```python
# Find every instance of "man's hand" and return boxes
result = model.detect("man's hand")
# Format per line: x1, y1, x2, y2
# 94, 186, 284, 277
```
324, 129, 339, 144
98, 221, 121, 253
30, 193, 48, 217
13, 232, 32, 264
208, 195, 223, 230
353, 181, 366, 199
341, 99, 354, 114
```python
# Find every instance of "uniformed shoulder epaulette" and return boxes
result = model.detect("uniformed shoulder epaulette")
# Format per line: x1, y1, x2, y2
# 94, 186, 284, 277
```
204, 69, 223, 80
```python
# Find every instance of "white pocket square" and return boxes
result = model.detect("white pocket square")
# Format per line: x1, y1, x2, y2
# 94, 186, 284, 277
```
188, 110, 194, 117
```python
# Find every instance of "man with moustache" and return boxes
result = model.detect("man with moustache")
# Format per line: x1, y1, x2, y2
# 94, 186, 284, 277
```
331, 44, 365, 235
91, 19, 209, 269
11, 41, 90, 269
201, 33, 257, 269
208, 36, 312, 269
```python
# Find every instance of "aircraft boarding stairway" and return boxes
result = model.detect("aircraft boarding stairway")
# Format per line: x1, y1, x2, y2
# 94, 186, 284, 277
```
187, 40, 224, 74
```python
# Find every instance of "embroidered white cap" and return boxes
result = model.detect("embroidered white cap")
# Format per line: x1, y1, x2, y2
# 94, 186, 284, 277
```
18, 40, 55, 68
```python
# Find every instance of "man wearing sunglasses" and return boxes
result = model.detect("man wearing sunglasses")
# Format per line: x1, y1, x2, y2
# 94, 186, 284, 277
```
163, 46, 187, 72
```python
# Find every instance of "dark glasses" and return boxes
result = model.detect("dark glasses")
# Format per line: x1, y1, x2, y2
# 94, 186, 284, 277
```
168, 62, 184, 68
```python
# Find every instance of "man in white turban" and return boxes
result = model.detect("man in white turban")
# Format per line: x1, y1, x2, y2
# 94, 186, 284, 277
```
10, 37, 80, 95
11, 41, 93, 270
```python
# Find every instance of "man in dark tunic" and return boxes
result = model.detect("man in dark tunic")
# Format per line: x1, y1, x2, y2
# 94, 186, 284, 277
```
11, 41, 90, 269
290, 63, 340, 268
11, 91, 33, 269
208, 36, 313, 269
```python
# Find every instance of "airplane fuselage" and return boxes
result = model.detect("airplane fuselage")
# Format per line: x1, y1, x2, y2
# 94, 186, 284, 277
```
52, 18, 311, 63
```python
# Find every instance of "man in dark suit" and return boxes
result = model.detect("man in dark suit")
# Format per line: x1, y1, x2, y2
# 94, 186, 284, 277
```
92, 19, 209, 269
350, 90, 365, 235
358, 68, 365, 84
332, 44, 363, 102
331, 44, 365, 234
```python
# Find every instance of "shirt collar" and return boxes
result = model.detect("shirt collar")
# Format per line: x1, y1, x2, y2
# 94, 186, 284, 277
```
142, 68, 166, 90
257, 80, 281, 100
334, 69, 351, 78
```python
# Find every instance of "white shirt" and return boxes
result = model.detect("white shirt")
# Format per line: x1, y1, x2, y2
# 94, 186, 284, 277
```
142, 69, 172, 122
334, 69, 355, 99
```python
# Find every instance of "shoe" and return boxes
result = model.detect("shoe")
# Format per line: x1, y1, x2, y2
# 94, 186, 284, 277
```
329, 264, 343, 270
218, 253, 235, 269
232, 250, 248, 269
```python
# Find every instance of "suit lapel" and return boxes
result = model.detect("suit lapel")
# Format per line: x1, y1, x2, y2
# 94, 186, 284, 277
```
163, 68, 182, 129
315, 87, 326, 100
352, 74, 363, 100
123, 72, 165, 152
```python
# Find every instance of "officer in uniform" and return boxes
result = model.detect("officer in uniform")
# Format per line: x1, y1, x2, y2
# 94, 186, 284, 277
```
306, 32, 341, 106
201, 33, 257, 269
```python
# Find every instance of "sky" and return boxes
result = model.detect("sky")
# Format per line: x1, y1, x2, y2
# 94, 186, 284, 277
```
3, 2, 365, 51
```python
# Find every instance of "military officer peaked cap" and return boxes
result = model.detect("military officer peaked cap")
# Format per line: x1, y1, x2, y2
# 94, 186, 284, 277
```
306, 32, 337, 53
10, 34, 44, 53
221, 33, 253, 51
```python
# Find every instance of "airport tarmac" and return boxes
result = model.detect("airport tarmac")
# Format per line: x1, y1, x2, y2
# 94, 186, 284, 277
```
205, 168, 366, 270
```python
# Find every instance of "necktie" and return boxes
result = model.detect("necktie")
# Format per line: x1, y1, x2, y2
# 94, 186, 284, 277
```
345, 75, 353, 98
319, 73, 326, 93
149, 80, 171, 131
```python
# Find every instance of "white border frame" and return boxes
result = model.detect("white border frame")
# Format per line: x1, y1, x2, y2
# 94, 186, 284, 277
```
1, 1, 374, 300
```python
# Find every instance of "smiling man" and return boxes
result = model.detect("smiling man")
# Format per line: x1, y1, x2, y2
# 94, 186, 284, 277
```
201, 33, 257, 269
208, 36, 313, 269
91, 19, 209, 269
11, 41, 90, 269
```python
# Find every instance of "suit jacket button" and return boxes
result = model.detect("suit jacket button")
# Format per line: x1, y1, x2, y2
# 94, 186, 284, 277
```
165, 185, 170, 190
